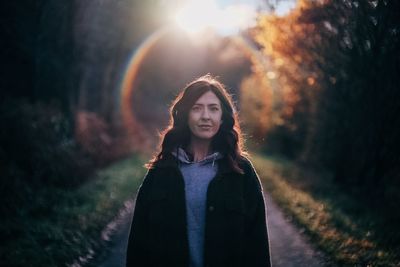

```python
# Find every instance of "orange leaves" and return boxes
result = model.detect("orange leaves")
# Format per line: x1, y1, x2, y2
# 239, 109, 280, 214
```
239, 73, 273, 139
307, 77, 315, 86
251, 0, 325, 123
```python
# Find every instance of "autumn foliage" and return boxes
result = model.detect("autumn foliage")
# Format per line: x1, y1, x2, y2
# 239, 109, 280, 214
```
246, 0, 400, 208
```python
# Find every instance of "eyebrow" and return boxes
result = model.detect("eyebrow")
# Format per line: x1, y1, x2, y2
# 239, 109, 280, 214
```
192, 103, 220, 106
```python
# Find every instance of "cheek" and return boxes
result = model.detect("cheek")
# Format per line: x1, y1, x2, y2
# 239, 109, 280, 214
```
188, 113, 198, 129
188, 111, 194, 122
214, 115, 223, 129
216, 112, 223, 123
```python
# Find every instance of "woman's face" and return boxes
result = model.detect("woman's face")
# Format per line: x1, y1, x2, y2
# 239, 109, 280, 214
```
188, 90, 223, 141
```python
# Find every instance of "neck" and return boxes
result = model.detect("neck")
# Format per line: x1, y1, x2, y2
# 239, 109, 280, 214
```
187, 138, 212, 162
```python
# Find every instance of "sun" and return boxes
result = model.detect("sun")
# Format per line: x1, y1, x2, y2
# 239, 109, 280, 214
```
173, 0, 218, 33
172, 0, 256, 35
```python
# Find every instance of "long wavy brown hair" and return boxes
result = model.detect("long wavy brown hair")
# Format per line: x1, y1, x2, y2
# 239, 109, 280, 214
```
147, 74, 247, 173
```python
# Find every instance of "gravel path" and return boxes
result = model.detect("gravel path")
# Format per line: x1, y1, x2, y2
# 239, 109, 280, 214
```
97, 192, 334, 267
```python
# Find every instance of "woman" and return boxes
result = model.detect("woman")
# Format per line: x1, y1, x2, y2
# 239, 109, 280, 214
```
126, 75, 272, 267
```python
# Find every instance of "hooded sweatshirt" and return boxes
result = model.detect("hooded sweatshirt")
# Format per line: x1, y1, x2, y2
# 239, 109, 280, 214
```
171, 147, 223, 267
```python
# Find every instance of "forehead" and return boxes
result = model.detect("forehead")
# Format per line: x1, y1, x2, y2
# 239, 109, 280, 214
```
194, 91, 221, 105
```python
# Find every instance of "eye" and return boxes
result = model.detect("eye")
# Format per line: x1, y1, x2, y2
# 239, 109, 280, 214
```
211, 106, 220, 111
191, 106, 201, 111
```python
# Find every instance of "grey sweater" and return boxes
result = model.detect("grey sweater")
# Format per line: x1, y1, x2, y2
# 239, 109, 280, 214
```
172, 147, 223, 267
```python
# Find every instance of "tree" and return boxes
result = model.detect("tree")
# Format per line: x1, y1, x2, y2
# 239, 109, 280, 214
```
253, 0, 400, 203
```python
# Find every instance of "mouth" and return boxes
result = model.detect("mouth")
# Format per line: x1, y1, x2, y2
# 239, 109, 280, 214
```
198, 125, 212, 129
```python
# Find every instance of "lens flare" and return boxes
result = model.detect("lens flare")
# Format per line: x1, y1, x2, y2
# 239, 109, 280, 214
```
119, 27, 270, 142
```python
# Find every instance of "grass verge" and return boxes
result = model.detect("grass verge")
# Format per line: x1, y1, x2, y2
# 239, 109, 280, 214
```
251, 153, 399, 267
0, 154, 147, 267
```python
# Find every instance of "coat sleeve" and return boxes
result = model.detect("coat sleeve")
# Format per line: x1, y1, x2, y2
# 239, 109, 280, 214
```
126, 169, 154, 267
243, 159, 272, 267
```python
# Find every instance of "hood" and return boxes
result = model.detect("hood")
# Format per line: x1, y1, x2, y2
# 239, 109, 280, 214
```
171, 147, 223, 167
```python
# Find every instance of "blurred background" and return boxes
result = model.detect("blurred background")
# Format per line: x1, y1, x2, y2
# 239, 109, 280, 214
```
1, 0, 399, 266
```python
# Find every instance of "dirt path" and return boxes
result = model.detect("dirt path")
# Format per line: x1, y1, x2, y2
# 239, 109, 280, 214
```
96, 190, 334, 267
265, 194, 333, 266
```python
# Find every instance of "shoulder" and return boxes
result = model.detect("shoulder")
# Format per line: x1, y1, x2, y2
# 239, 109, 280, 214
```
143, 165, 165, 183
149, 153, 177, 169
143, 155, 179, 184
138, 165, 168, 198
141, 161, 166, 185
238, 155, 257, 175
237, 155, 263, 192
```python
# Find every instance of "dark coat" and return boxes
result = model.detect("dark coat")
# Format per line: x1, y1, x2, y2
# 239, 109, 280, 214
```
126, 154, 272, 267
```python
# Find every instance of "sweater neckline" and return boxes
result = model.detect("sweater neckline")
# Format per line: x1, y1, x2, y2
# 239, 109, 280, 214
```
171, 147, 223, 165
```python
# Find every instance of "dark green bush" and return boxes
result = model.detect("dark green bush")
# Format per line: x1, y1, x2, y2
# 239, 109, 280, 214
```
0, 99, 94, 215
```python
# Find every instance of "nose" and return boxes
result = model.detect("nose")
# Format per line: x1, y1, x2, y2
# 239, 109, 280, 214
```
201, 108, 210, 119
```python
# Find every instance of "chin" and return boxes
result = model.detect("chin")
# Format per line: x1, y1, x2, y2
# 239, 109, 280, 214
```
195, 133, 216, 140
